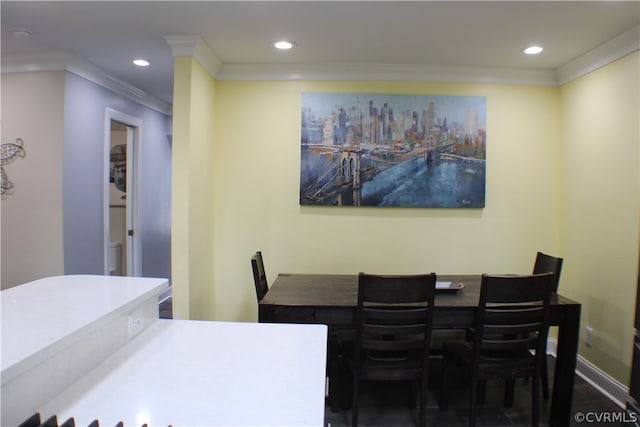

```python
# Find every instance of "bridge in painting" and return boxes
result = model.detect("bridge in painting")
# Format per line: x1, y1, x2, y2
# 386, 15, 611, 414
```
301, 143, 459, 206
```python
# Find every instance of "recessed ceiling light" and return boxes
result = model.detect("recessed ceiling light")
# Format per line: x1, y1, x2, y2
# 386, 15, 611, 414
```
274, 40, 295, 50
524, 46, 543, 55
133, 59, 150, 67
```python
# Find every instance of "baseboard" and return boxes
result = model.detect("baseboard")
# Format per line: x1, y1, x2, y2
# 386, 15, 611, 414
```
547, 338, 629, 408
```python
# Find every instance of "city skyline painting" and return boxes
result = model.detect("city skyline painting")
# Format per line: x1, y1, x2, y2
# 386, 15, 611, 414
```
300, 92, 487, 208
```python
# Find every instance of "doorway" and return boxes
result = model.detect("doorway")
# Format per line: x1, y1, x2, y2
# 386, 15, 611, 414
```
104, 109, 141, 276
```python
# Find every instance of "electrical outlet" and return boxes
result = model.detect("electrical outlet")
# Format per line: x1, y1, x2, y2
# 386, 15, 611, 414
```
128, 311, 144, 338
585, 325, 593, 347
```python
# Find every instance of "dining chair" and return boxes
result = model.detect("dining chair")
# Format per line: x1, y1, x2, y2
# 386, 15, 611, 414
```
471, 252, 564, 404
439, 273, 554, 427
532, 251, 563, 400
533, 251, 563, 293
350, 272, 437, 427
251, 251, 268, 303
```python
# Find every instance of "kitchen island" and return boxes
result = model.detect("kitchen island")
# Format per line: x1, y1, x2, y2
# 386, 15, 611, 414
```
38, 319, 328, 427
2, 275, 168, 425
1, 275, 327, 427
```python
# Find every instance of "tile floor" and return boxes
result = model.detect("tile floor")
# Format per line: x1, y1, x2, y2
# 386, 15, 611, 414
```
324, 356, 630, 427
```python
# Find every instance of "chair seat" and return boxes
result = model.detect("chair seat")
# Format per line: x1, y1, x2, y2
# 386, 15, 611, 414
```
365, 349, 410, 362
360, 364, 424, 382
443, 341, 536, 372
361, 358, 422, 369
350, 349, 424, 380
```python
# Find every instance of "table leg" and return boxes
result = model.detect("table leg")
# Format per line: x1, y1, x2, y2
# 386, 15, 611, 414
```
258, 304, 272, 323
549, 304, 581, 426
328, 329, 341, 412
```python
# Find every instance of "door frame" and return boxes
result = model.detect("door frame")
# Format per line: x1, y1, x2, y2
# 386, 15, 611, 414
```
103, 108, 142, 276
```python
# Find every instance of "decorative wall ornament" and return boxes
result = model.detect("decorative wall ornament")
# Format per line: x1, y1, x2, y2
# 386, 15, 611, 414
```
1, 138, 26, 198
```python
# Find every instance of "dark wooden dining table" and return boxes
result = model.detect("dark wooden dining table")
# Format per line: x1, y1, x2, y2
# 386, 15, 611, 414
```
259, 273, 581, 427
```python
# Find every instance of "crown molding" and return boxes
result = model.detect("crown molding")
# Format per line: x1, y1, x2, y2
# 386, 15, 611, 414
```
555, 24, 640, 85
4, 25, 637, 114
164, 35, 222, 78
161, 34, 555, 86
215, 62, 558, 86
207, 25, 640, 86
1, 52, 172, 115
1, 51, 71, 73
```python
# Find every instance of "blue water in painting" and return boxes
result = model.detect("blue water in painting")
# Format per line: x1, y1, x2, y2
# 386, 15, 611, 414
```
362, 157, 485, 207
300, 148, 485, 208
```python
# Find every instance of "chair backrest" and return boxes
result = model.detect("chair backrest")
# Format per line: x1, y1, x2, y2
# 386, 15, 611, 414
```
354, 272, 437, 380
474, 273, 554, 376
251, 251, 268, 302
533, 251, 563, 292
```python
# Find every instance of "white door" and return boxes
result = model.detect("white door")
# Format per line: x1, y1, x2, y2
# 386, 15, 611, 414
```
124, 123, 137, 276
104, 109, 142, 276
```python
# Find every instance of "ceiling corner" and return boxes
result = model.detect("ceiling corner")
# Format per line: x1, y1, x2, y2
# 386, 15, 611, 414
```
555, 24, 640, 86
164, 35, 222, 79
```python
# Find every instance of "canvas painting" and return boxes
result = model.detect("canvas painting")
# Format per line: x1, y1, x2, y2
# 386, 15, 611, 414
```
300, 93, 486, 207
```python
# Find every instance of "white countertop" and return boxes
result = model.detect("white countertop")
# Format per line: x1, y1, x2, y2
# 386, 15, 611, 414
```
1, 275, 168, 378
38, 319, 328, 427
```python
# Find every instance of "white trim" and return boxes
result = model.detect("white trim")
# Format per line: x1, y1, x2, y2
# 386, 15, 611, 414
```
164, 35, 222, 78
3, 25, 638, 112
173, 26, 639, 86
2, 52, 172, 115
103, 111, 112, 276
555, 25, 640, 86
124, 125, 142, 277
104, 109, 143, 277
215, 62, 558, 85
1, 51, 71, 73
546, 338, 629, 409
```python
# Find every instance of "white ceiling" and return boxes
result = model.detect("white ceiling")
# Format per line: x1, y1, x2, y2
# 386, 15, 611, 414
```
2, 1, 639, 110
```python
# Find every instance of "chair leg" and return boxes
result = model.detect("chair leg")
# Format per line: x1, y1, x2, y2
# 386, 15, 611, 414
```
504, 379, 515, 407
420, 377, 427, 427
541, 356, 550, 401
351, 376, 360, 427
470, 378, 478, 427
477, 379, 486, 405
328, 331, 340, 412
532, 374, 541, 427
439, 356, 450, 411
339, 354, 353, 410
409, 381, 417, 409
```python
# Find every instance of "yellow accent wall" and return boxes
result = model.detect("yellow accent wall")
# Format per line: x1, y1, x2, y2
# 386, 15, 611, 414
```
172, 52, 639, 385
209, 80, 561, 320
171, 57, 217, 320
560, 52, 640, 383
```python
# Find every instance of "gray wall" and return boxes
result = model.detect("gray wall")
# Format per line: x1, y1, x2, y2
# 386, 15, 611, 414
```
63, 72, 171, 280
